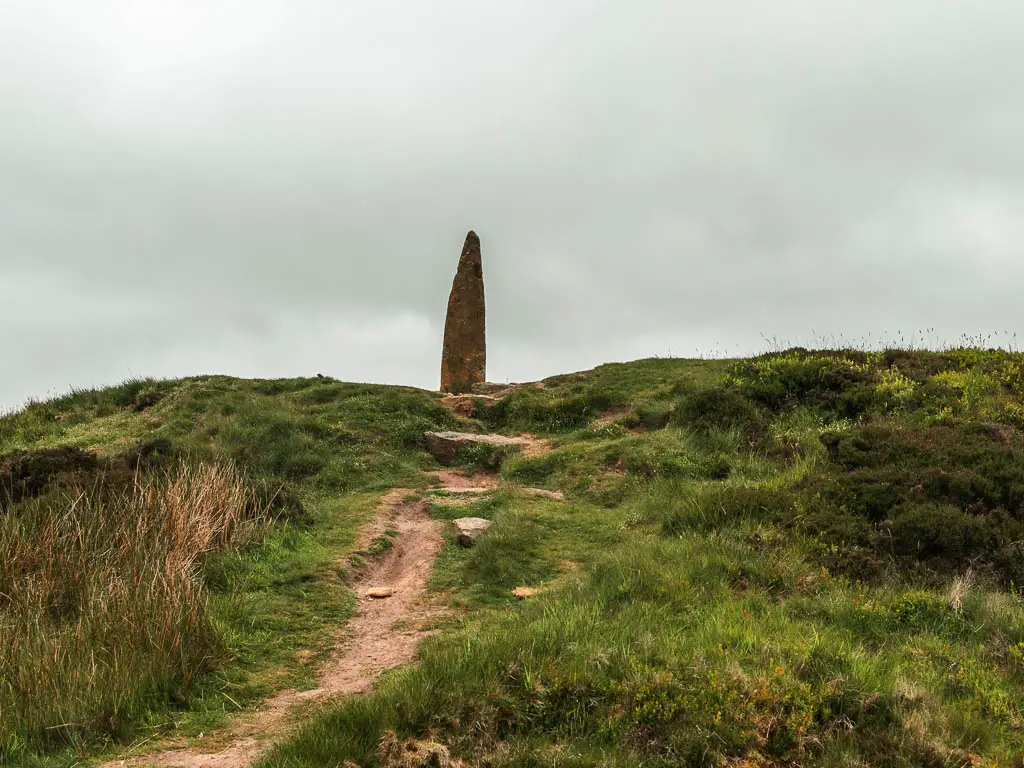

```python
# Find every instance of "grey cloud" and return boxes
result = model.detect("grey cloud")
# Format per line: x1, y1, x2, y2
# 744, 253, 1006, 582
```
2, 1, 1024, 408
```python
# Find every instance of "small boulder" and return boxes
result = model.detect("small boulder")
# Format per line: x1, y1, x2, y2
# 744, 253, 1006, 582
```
424, 431, 529, 466
453, 517, 491, 547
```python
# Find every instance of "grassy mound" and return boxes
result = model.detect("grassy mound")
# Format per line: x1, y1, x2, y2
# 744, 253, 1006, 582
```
258, 350, 1024, 767
0, 376, 457, 765
5, 352, 1024, 767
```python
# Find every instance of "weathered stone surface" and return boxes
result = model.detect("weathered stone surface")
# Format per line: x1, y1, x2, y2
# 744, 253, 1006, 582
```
440, 231, 486, 393
423, 431, 530, 465
453, 517, 491, 547
438, 393, 500, 418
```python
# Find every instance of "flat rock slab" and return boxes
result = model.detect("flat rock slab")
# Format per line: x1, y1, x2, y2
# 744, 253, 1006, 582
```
425, 431, 531, 465
453, 517, 491, 547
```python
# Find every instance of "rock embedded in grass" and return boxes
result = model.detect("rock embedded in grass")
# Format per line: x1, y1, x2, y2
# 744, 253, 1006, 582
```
424, 431, 530, 465
439, 393, 502, 418
452, 517, 491, 547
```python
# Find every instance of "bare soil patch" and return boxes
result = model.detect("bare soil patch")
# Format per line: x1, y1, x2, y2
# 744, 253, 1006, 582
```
593, 406, 631, 427
516, 434, 553, 458
429, 469, 498, 490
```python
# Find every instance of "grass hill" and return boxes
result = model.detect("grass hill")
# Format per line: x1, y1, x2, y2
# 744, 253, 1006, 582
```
4, 350, 1024, 767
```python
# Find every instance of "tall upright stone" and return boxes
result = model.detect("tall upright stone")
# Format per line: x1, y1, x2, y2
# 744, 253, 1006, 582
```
440, 231, 486, 393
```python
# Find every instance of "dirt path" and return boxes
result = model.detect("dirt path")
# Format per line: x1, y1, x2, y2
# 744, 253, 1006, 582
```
106, 489, 447, 768
517, 433, 553, 458
429, 468, 499, 490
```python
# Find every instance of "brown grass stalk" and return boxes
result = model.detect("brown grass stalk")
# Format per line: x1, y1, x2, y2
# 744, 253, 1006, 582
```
0, 460, 276, 756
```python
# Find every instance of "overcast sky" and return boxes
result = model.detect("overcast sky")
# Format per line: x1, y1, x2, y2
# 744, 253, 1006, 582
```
2, 1, 1022, 409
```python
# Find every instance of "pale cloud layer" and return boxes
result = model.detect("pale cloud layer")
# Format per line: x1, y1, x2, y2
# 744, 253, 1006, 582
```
2, 1, 1023, 408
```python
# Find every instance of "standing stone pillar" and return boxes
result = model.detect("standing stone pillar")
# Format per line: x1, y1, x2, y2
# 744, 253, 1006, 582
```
440, 231, 486, 393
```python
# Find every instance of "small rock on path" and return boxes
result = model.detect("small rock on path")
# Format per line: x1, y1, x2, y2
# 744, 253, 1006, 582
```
453, 517, 491, 547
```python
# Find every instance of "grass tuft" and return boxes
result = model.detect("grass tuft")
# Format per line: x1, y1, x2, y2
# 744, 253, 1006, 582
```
0, 461, 275, 759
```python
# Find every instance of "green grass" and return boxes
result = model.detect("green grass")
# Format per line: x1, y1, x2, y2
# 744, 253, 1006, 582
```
263, 531, 1024, 765
429, 490, 615, 608
255, 350, 1024, 767
0, 376, 457, 766
6, 352, 1024, 766
1, 463, 282, 764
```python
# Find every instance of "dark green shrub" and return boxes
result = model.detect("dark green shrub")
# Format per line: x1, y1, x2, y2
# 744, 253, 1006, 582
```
820, 424, 1024, 513
1, 439, 178, 510
728, 351, 879, 418
887, 503, 992, 560
672, 387, 769, 444
816, 544, 885, 582
881, 350, 956, 382
805, 423, 1024, 581
990, 540, 1024, 585
251, 482, 308, 524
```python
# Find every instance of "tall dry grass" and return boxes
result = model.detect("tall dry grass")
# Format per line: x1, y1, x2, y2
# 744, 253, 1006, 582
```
0, 461, 276, 756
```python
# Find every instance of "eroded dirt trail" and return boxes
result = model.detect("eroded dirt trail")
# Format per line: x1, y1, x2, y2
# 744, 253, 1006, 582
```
107, 490, 446, 768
